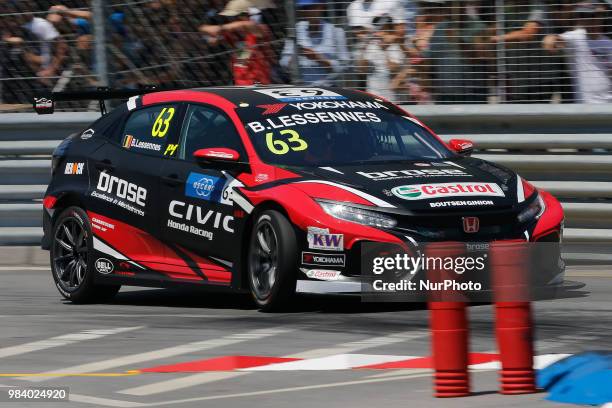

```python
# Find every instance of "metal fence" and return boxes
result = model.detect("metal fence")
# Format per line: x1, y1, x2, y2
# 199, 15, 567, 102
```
1, 0, 611, 111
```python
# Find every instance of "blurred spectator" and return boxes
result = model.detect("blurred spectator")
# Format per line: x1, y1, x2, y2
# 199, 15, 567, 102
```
347, 0, 406, 37
200, 0, 274, 85
356, 15, 403, 100
13, 2, 68, 86
390, 1, 445, 104
490, 0, 554, 103
280, 0, 349, 86
423, 0, 490, 104
347, 0, 406, 90
175, 0, 232, 87
544, 2, 612, 103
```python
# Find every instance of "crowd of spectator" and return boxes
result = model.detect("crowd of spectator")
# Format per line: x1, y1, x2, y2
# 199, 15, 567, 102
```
1, 0, 611, 106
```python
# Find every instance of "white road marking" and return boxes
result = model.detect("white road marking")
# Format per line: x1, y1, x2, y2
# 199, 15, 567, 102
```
365, 368, 432, 379
0, 327, 143, 359
119, 372, 244, 396
0, 314, 243, 319
118, 330, 428, 396
242, 354, 414, 371
70, 393, 146, 407
0, 267, 50, 271
23, 327, 293, 383
144, 371, 434, 406
40, 371, 437, 408
468, 353, 572, 370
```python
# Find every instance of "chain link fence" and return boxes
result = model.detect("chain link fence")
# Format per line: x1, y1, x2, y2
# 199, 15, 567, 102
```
1, 0, 611, 111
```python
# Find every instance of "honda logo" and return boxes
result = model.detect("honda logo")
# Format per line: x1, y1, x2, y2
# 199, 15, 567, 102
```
462, 217, 480, 233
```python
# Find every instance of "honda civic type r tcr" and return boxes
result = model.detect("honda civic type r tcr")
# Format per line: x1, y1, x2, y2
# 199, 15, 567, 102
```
39, 86, 564, 310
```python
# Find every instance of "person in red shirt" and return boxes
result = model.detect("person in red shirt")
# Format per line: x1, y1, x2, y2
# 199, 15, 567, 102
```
199, 0, 273, 85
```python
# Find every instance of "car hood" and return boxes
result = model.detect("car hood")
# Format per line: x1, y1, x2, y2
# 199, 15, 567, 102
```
287, 157, 520, 212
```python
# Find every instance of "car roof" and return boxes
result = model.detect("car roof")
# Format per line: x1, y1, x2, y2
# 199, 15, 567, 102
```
160, 85, 385, 106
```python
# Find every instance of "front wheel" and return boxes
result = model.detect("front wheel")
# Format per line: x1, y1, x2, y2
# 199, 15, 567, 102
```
247, 210, 297, 311
50, 206, 120, 303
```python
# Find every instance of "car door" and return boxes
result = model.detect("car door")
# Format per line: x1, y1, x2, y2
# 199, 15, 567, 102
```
87, 102, 183, 263
159, 103, 249, 283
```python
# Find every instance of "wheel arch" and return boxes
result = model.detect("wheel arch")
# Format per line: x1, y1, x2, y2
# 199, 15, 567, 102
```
52, 193, 87, 222
238, 200, 292, 290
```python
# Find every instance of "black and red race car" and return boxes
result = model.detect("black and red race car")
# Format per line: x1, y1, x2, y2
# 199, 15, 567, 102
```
37, 86, 564, 310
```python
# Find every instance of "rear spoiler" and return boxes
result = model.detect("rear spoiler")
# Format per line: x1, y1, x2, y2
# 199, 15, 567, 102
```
33, 86, 164, 115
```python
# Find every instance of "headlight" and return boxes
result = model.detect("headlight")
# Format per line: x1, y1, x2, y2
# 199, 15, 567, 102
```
517, 193, 546, 223
317, 200, 397, 229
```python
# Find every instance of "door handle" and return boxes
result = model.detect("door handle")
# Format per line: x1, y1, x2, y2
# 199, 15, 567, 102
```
95, 159, 115, 172
162, 174, 182, 187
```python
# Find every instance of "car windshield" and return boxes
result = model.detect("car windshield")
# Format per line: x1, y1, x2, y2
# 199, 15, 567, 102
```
237, 101, 452, 167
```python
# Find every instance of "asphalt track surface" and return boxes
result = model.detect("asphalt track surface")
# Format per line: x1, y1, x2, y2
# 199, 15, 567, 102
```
0, 267, 610, 408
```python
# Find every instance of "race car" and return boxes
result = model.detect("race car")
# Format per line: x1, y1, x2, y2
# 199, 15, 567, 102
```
37, 86, 564, 310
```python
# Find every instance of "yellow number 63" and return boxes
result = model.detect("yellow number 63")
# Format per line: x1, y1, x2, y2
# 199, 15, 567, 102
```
266, 129, 308, 155
152, 107, 175, 138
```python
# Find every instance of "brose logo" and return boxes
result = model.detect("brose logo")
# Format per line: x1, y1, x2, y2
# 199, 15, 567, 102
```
96, 172, 147, 207
358, 168, 467, 180
392, 182, 505, 201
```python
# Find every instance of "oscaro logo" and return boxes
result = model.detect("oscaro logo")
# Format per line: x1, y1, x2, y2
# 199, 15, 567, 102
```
95, 258, 114, 274
392, 182, 505, 201
185, 172, 221, 202
97, 172, 147, 207
194, 177, 215, 198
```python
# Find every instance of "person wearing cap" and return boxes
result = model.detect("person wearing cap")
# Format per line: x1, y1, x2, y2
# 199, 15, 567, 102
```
199, 0, 273, 85
356, 14, 403, 101
347, 0, 407, 37
543, 2, 611, 103
280, 0, 349, 86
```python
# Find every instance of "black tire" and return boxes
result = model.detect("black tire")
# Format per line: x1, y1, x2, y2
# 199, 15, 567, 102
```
247, 210, 297, 311
50, 206, 120, 303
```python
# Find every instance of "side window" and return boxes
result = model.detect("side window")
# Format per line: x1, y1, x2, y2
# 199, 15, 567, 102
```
121, 104, 179, 157
178, 104, 246, 161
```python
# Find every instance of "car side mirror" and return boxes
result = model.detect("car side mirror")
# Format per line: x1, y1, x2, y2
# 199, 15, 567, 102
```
448, 139, 474, 156
193, 148, 249, 172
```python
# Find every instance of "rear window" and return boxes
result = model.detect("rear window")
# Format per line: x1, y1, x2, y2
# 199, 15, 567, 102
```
121, 104, 180, 157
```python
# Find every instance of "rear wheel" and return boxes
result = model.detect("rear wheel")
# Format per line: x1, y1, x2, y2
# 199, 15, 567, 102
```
50, 206, 120, 303
247, 210, 297, 311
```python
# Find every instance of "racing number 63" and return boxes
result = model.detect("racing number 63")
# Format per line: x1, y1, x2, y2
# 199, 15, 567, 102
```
266, 129, 308, 155
152, 107, 175, 137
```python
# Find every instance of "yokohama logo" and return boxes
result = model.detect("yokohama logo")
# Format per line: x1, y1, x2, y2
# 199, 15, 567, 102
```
391, 182, 505, 201
257, 103, 287, 115
302, 252, 345, 267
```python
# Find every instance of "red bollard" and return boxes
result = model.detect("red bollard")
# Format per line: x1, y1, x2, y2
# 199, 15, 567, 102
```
495, 302, 536, 394
490, 240, 537, 394
429, 302, 470, 397
427, 242, 470, 397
